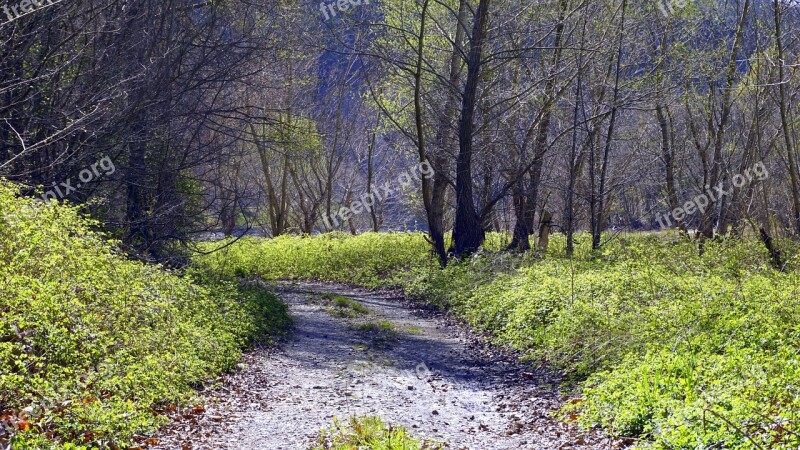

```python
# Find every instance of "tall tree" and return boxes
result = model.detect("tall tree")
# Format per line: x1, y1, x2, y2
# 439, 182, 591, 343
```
453, 0, 492, 256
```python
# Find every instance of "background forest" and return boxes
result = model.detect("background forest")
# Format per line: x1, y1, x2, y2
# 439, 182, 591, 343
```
2, 0, 799, 263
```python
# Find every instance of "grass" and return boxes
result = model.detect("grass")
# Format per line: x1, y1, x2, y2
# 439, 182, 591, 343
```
194, 231, 800, 449
355, 321, 398, 348
0, 181, 290, 449
313, 416, 444, 450
330, 295, 371, 318
356, 320, 397, 335
402, 325, 423, 335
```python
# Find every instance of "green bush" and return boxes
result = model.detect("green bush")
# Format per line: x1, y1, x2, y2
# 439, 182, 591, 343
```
197, 231, 800, 448
0, 182, 289, 448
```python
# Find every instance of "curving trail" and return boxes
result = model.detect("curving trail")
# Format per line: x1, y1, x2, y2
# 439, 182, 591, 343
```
154, 282, 620, 450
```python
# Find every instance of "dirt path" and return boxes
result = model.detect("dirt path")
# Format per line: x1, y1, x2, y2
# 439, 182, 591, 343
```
154, 282, 618, 450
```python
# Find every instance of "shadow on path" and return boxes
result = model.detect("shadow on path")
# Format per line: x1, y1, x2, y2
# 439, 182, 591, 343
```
153, 281, 617, 450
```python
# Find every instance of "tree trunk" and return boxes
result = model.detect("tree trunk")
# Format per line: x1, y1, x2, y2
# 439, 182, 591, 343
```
453, 0, 491, 257
427, 0, 466, 266
126, 137, 149, 253
537, 210, 552, 253
509, 185, 531, 251
656, 103, 686, 232
760, 228, 785, 271
508, 0, 568, 252
593, 0, 627, 250
366, 114, 380, 232
566, 11, 589, 257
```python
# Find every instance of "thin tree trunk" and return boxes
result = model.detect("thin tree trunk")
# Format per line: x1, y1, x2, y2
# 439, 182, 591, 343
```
565, 14, 587, 257
656, 103, 686, 232
699, 0, 751, 245
593, 0, 627, 250
366, 114, 380, 232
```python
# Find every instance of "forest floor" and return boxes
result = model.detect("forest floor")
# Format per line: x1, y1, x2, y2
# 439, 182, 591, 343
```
153, 281, 623, 450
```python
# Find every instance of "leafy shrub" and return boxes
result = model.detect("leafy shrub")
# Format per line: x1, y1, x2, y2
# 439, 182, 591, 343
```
0, 182, 289, 448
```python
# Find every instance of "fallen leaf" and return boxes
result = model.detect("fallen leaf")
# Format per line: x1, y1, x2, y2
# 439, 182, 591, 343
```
17, 418, 31, 431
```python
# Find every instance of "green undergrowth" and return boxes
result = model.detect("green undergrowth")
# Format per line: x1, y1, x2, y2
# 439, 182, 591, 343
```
328, 295, 371, 318
195, 231, 800, 448
197, 232, 436, 287
312, 416, 444, 450
0, 182, 289, 449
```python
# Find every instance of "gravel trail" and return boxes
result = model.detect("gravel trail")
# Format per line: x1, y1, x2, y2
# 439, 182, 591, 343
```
154, 281, 621, 450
